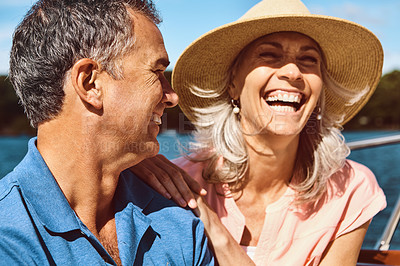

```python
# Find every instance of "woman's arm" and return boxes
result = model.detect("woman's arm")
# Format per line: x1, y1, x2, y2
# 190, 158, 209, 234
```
131, 155, 255, 265
319, 220, 370, 266
130, 154, 207, 208
195, 196, 255, 266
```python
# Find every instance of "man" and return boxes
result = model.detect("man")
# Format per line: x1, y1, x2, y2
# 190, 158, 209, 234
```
0, 0, 214, 265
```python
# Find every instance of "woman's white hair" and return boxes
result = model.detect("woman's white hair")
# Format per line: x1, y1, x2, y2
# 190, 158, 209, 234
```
185, 61, 367, 204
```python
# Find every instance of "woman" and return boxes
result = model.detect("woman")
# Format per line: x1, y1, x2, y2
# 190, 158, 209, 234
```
131, 0, 386, 265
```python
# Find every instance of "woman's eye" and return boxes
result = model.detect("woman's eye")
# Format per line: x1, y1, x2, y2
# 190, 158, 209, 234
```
298, 56, 319, 65
259, 52, 278, 58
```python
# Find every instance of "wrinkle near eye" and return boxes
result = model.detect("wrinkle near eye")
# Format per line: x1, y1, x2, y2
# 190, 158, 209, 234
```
143, 72, 159, 87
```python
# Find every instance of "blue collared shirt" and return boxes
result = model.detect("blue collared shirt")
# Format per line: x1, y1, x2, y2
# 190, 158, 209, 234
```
0, 138, 214, 265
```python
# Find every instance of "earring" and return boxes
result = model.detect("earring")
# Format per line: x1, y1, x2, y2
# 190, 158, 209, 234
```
316, 107, 322, 120
231, 99, 240, 114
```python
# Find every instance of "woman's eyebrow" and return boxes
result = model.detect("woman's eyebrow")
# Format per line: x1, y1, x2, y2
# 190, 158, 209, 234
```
300, 45, 321, 55
258, 42, 282, 49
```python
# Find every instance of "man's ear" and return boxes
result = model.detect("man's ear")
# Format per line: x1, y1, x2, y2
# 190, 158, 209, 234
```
71, 59, 103, 110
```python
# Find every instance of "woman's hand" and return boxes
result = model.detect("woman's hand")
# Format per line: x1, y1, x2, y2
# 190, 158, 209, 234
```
130, 154, 207, 208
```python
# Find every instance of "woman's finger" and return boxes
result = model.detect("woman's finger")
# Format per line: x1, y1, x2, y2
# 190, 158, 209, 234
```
129, 161, 172, 199
130, 154, 207, 208
138, 157, 189, 207
158, 155, 207, 196
151, 155, 198, 208
156, 155, 207, 208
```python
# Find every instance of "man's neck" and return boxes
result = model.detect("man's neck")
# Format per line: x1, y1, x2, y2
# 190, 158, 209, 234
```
36, 122, 122, 233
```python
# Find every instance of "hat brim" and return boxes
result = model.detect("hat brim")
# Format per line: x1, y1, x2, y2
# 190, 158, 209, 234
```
172, 14, 383, 125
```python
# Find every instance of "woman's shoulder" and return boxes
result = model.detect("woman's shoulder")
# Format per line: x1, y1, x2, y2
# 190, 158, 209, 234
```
172, 155, 227, 198
172, 155, 206, 172
172, 155, 210, 184
323, 159, 386, 216
322, 160, 386, 238
328, 159, 380, 192
346, 159, 375, 179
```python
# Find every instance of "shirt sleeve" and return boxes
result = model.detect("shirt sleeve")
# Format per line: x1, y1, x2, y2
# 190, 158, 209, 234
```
335, 160, 387, 238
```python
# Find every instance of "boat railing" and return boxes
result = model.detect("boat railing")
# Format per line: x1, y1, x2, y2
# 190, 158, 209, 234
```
375, 194, 400, 251
347, 134, 400, 151
349, 133, 400, 265
348, 133, 400, 251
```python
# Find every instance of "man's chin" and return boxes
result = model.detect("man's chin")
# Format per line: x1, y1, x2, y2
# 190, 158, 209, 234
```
142, 139, 160, 158
123, 138, 159, 156
147, 142, 160, 157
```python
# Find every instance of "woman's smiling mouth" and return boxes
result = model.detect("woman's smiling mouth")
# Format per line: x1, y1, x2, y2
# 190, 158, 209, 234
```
264, 90, 304, 112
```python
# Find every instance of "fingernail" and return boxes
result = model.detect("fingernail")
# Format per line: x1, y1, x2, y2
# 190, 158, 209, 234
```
179, 199, 187, 207
165, 193, 171, 199
200, 189, 207, 196
188, 199, 197, 209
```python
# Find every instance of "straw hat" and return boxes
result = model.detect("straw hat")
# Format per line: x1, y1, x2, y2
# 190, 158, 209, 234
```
172, 0, 383, 125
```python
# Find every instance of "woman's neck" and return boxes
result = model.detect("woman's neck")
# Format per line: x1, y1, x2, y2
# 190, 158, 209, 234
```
240, 133, 299, 196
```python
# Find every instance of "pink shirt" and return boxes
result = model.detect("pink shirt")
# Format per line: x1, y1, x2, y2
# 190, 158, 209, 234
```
173, 158, 386, 266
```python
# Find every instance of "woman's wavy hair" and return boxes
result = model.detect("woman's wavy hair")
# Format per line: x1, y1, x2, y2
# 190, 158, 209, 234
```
9, 0, 160, 128
185, 41, 366, 204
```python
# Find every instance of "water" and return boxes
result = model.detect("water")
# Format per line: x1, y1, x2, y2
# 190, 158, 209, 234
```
1, 130, 399, 250
343, 131, 400, 249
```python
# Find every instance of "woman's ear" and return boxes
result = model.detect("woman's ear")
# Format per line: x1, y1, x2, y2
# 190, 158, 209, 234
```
227, 65, 241, 100
71, 58, 103, 110
227, 79, 241, 100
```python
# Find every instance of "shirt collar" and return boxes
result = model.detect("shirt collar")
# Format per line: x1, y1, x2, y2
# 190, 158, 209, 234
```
113, 171, 156, 265
15, 137, 82, 233
114, 170, 154, 213
16, 138, 156, 236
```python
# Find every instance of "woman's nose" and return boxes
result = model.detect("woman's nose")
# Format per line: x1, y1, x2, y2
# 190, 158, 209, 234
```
276, 63, 303, 82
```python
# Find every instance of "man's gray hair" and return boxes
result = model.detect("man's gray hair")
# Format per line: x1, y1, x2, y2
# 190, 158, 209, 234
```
9, 0, 161, 128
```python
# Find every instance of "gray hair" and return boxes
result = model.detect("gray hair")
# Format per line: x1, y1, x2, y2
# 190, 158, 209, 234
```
186, 62, 366, 204
9, 0, 161, 128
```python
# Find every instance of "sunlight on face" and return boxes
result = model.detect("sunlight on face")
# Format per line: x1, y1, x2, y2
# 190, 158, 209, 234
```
230, 32, 323, 137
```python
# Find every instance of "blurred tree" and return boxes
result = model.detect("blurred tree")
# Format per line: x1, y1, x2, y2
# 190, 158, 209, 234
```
0, 76, 36, 135
345, 70, 400, 130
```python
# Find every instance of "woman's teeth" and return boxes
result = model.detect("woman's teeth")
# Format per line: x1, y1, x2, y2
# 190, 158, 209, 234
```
269, 105, 297, 112
265, 91, 303, 112
151, 114, 162, 125
265, 93, 301, 103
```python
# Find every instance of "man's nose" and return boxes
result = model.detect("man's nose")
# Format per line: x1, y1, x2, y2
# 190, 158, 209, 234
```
161, 76, 179, 108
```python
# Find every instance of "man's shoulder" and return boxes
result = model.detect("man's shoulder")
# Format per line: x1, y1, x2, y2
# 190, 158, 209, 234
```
0, 170, 21, 205
119, 169, 198, 222
0, 172, 42, 260
118, 169, 204, 238
0, 169, 32, 220
118, 169, 214, 265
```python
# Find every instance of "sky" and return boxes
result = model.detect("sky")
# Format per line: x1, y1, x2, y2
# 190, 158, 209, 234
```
0, 0, 399, 75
